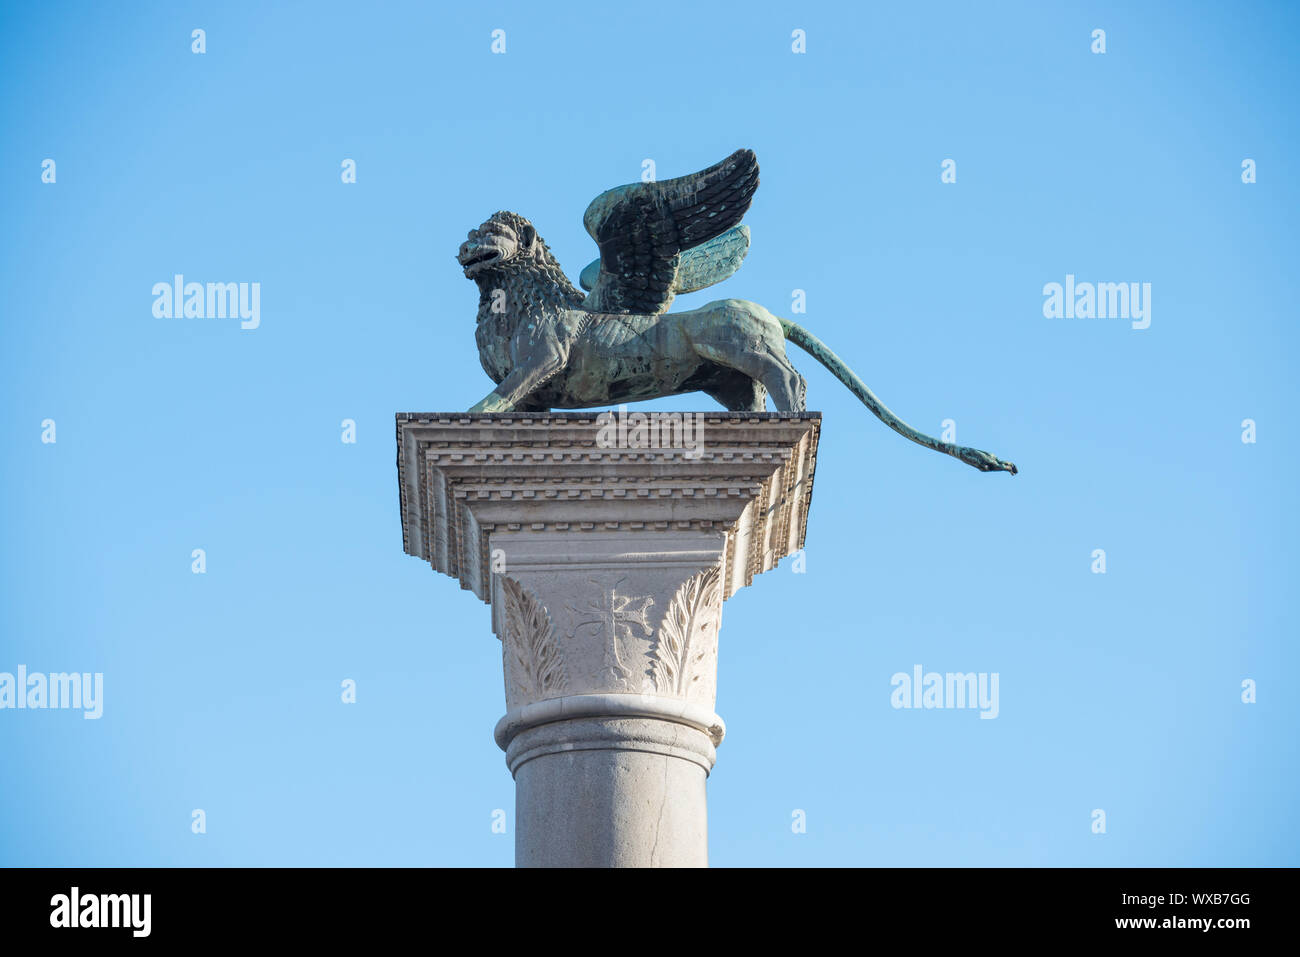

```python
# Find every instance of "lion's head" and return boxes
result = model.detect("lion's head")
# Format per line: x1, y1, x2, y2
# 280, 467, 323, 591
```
457, 211, 550, 279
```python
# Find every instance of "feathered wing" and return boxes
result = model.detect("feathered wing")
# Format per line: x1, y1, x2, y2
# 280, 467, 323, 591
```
580, 148, 759, 315
579, 225, 751, 298
671, 225, 750, 295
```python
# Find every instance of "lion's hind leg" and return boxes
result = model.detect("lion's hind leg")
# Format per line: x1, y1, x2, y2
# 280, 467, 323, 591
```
686, 300, 807, 412
699, 348, 805, 412
755, 350, 807, 412
702, 369, 767, 412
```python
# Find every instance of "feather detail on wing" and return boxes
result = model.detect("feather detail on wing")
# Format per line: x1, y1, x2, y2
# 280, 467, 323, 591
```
580, 149, 759, 315
579, 225, 751, 300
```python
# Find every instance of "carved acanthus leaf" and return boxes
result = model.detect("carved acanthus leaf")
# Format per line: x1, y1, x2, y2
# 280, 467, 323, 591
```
501, 577, 567, 700
648, 565, 722, 695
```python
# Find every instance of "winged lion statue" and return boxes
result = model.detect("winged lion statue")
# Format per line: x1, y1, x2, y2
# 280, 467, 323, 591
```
457, 148, 1017, 474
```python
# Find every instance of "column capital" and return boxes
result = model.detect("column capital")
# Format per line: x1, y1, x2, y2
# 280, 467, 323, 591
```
396, 411, 821, 866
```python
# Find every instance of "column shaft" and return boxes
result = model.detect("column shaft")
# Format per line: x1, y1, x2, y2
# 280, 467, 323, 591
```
507, 716, 713, 867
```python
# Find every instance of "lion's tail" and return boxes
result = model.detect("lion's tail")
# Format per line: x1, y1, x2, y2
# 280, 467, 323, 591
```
777, 317, 1017, 475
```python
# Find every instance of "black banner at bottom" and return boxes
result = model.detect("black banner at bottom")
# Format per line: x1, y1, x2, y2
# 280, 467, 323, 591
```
0, 867, 1280, 943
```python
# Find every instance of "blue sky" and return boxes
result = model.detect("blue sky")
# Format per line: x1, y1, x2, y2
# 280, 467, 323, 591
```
1, 0, 1296, 866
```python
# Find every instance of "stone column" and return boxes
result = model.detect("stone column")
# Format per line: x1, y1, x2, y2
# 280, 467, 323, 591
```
396, 412, 820, 867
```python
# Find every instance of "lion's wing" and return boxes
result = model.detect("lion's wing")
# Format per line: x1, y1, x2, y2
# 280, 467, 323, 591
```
580, 149, 759, 316
579, 225, 751, 299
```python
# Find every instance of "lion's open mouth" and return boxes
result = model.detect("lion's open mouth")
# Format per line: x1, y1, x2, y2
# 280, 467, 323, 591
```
461, 250, 500, 269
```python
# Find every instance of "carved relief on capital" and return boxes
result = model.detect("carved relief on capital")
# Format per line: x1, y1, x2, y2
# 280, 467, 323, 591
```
496, 563, 725, 711
565, 576, 655, 693
646, 565, 723, 697
499, 577, 568, 706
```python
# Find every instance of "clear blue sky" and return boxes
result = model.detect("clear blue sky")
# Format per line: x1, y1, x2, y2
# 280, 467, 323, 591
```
1, 0, 1296, 866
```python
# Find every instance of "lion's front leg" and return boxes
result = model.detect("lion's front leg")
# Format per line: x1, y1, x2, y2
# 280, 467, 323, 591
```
469, 391, 515, 413
470, 374, 545, 413
469, 391, 550, 413
469, 343, 568, 414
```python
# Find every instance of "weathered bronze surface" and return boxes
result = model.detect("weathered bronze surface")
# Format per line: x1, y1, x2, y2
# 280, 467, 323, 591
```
459, 149, 1016, 474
